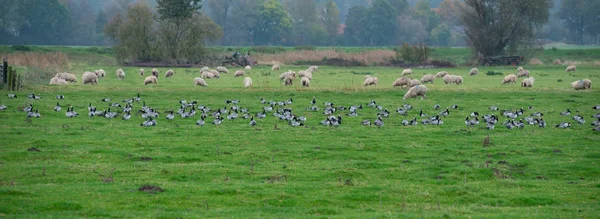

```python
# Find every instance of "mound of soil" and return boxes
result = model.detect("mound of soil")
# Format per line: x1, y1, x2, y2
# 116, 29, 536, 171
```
138, 185, 164, 193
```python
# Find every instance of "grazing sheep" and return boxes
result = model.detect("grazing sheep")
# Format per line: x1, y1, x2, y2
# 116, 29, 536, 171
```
245, 65, 252, 71
279, 71, 296, 80
211, 70, 221, 79
571, 79, 592, 90
234, 70, 245, 77
517, 70, 530, 78
403, 85, 427, 100
566, 65, 576, 72
469, 68, 478, 76
194, 77, 208, 87
216, 66, 229, 74
201, 70, 214, 79
165, 69, 174, 78
57, 73, 77, 83
502, 74, 517, 84
420, 74, 435, 84
435, 71, 448, 78
152, 68, 159, 77
402, 68, 412, 76
116, 68, 125, 80
301, 77, 311, 87
392, 77, 410, 88
243, 77, 253, 88
443, 75, 454, 84
307, 66, 318, 73
517, 67, 524, 73
521, 77, 535, 87
363, 75, 379, 86
139, 69, 145, 76
82, 71, 98, 85
49, 77, 68, 85
299, 70, 313, 80
144, 76, 158, 85
553, 59, 562, 65
95, 69, 106, 78
409, 79, 420, 87
272, 64, 281, 71
284, 76, 294, 86
454, 76, 463, 85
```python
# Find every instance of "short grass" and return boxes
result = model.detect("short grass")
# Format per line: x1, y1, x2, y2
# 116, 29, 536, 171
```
0, 64, 599, 218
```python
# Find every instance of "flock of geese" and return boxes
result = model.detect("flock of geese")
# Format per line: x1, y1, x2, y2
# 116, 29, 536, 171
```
2, 92, 600, 132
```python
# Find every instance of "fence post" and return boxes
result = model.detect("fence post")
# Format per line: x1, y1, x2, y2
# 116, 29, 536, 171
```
2, 59, 7, 84
17, 73, 21, 91
7, 67, 13, 91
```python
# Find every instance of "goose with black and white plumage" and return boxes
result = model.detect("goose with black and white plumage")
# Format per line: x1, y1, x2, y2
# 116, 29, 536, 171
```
166, 111, 175, 120
289, 118, 303, 127
489, 106, 498, 111
56, 95, 64, 99
196, 115, 206, 126
361, 120, 371, 126
227, 110, 238, 120
573, 114, 585, 124
403, 104, 413, 110
379, 109, 390, 118
110, 103, 122, 108
256, 110, 266, 119
367, 100, 377, 107
141, 118, 156, 127
433, 104, 440, 110
122, 113, 131, 120
213, 116, 223, 126
374, 116, 384, 127
593, 105, 600, 110
556, 122, 571, 129
531, 112, 543, 117
470, 112, 479, 117
486, 122, 494, 130
27, 109, 40, 118
591, 113, 600, 119
451, 104, 459, 110
104, 108, 117, 119
320, 118, 331, 126
311, 97, 316, 105
133, 93, 141, 102
249, 116, 257, 127
0, 104, 6, 111
260, 97, 266, 104
537, 118, 546, 128
397, 108, 408, 116
438, 108, 449, 117
592, 119, 600, 127
285, 98, 293, 105
419, 109, 428, 117
560, 109, 571, 116
101, 98, 111, 102
594, 126, 600, 132
54, 102, 61, 112
7, 94, 17, 98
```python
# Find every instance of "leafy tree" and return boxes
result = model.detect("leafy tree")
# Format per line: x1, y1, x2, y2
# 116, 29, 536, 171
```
104, 2, 159, 62
344, 5, 369, 45
157, 0, 203, 22
430, 23, 451, 46
253, 0, 292, 45
323, 0, 340, 37
388, 0, 409, 15
559, 0, 600, 44
365, 0, 397, 45
458, 0, 551, 56
18, 0, 71, 45
413, 0, 440, 33
287, 0, 319, 45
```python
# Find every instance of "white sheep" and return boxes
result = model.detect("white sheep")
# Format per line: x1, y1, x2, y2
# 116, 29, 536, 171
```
245, 65, 252, 71
435, 71, 448, 78
165, 69, 174, 78
116, 68, 125, 80
307, 66, 318, 73
409, 79, 420, 87
420, 74, 435, 84
403, 85, 427, 100
82, 72, 98, 85
402, 68, 412, 76
454, 76, 463, 85
152, 68, 160, 77
94, 69, 106, 78
566, 65, 576, 72
272, 64, 281, 71
216, 66, 229, 74
571, 79, 591, 90
139, 69, 145, 76
234, 70, 245, 77
502, 74, 517, 84
443, 74, 454, 84
469, 68, 478, 76
521, 77, 535, 87
243, 77, 253, 88
49, 77, 68, 85
299, 70, 313, 80
279, 71, 296, 80
284, 76, 294, 86
200, 66, 210, 72
194, 77, 208, 87
517, 70, 530, 78
202, 70, 215, 79
392, 77, 410, 88
301, 77, 311, 87
58, 73, 77, 83
517, 67, 524, 73
144, 76, 158, 85
363, 76, 379, 86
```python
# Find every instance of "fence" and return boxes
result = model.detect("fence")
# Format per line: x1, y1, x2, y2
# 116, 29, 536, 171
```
1, 59, 22, 91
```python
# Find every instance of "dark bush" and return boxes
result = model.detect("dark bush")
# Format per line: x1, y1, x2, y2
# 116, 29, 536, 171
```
486, 71, 504, 76
394, 44, 430, 63
11, 45, 31, 51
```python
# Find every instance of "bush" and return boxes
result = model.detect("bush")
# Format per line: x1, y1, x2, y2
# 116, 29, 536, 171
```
11, 45, 31, 51
250, 46, 286, 54
294, 45, 316, 51
23, 66, 59, 85
395, 44, 430, 64
486, 71, 504, 76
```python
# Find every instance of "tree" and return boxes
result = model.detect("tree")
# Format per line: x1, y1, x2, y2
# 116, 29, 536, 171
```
458, 0, 552, 57
430, 23, 451, 46
157, 0, 203, 22
559, 0, 600, 44
287, 0, 318, 45
253, 0, 292, 45
344, 5, 369, 45
365, 0, 397, 45
413, 0, 441, 33
322, 0, 340, 40
17, 0, 71, 45
388, 0, 409, 15
104, 2, 159, 62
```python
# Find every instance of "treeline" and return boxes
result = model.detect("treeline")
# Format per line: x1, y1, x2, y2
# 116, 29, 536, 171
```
0, 0, 598, 46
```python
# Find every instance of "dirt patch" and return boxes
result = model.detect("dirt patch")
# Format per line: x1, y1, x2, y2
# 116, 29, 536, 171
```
140, 157, 153, 161
27, 147, 41, 152
138, 185, 164, 193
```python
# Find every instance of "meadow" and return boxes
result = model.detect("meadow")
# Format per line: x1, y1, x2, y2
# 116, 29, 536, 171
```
0, 55, 600, 217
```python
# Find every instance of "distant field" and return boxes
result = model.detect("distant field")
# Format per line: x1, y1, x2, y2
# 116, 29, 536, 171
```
0, 64, 599, 217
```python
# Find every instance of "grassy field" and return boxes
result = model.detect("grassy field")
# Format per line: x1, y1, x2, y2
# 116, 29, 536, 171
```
0, 62, 599, 217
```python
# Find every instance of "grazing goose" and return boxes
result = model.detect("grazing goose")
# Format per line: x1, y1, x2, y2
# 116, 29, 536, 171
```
212, 116, 223, 125
7, 94, 17, 98
409, 118, 418, 126
311, 97, 316, 105
101, 98, 111, 102
227, 110, 238, 120
367, 100, 377, 107
320, 118, 331, 126
256, 110, 267, 119
489, 106, 498, 111
260, 97, 266, 104
433, 104, 440, 110
53, 102, 61, 112
592, 113, 600, 119
403, 104, 413, 110
196, 115, 206, 126
122, 113, 131, 120
324, 102, 334, 107
470, 112, 479, 117
524, 116, 536, 125
133, 93, 141, 102
123, 98, 133, 104
379, 109, 390, 118
110, 103, 122, 108
505, 120, 516, 129
104, 108, 117, 119
141, 118, 156, 127
573, 114, 585, 124
592, 119, 600, 127
23, 104, 33, 112
401, 119, 410, 126
56, 95, 64, 99
27, 109, 40, 118
594, 126, 600, 132
419, 109, 428, 117
537, 118, 546, 128
556, 122, 571, 129
430, 115, 443, 125
361, 120, 371, 126
531, 112, 543, 117
166, 111, 175, 120
486, 122, 495, 130
560, 109, 571, 116
249, 116, 257, 127
285, 98, 293, 105
397, 108, 408, 116
593, 105, 600, 110
0, 104, 6, 111
289, 118, 303, 127
439, 108, 449, 117
376, 105, 383, 111
515, 119, 525, 129
451, 104, 459, 109
123, 103, 132, 114
516, 108, 524, 116
88, 103, 96, 112
374, 116, 384, 127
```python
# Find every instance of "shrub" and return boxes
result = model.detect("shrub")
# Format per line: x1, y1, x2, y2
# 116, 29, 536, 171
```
395, 44, 430, 64
486, 71, 504, 76
11, 45, 31, 51
294, 45, 316, 51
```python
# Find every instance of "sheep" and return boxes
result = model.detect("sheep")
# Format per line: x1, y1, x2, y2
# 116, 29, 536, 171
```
435, 71, 448, 78
521, 77, 535, 87
363, 76, 379, 86
301, 77, 311, 87
454, 76, 463, 85
420, 74, 435, 84
272, 64, 281, 71
299, 70, 313, 80
243, 77, 253, 88
49, 77, 68, 85
82, 71, 98, 85
202, 70, 220, 79
279, 71, 296, 80
94, 69, 106, 78
307, 66, 318, 73
234, 70, 245, 77
284, 76, 294, 86
571, 79, 591, 90
211, 70, 221, 79
216, 66, 229, 74
403, 85, 427, 100
517, 70, 530, 78
443, 75, 454, 84
144, 76, 158, 85
116, 68, 125, 80
517, 67, 524, 73
165, 69, 174, 78
152, 68, 160, 77
57, 73, 77, 83
566, 65, 576, 72
392, 77, 410, 88
139, 69, 145, 76
553, 59, 562, 65
469, 68, 478, 76
402, 68, 412, 76
409, 79, 420, 87
245, 65, 252, 71
194, 77, 208, 87
502, 74, 517, 84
